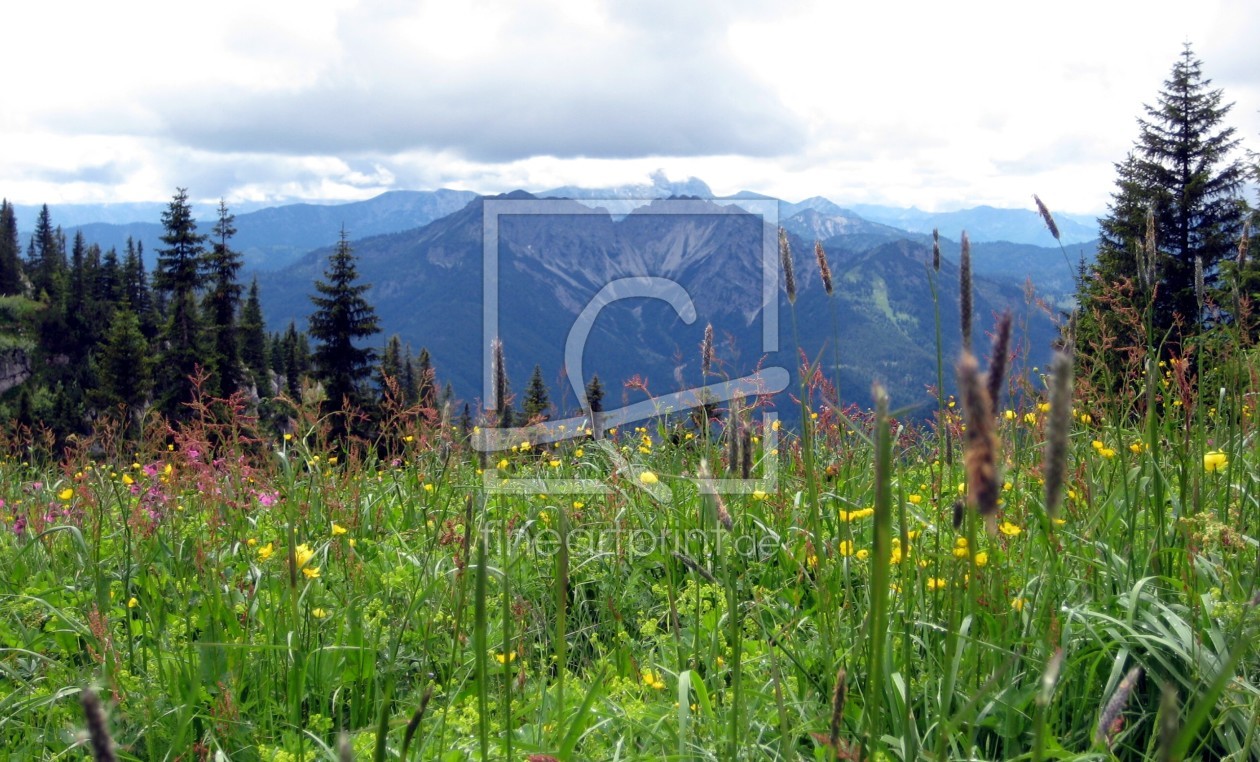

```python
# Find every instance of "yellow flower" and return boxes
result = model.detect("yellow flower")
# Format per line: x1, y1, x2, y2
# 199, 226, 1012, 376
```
423, 483, 435, 492
348, 538, 356, 548
1129, 442, 1145, 454
520, 441, 532, 451
549, 459, 561, 468
771, 419, 782, 432
257, 542, 275, 562
838, 540, 854, 556
127, 597, 138, 609
312, 607, 328, 618
303, 566, 321, 579
404, 435, 414, 443
855, 549, 870, 560
641, 670, 666, 690
328, 456, 338, 465
953, 546, 969, 559
1204, 450, 1228, 473
57, 487, 74, 501
1023, 412, 1037, 426
497, 458, 509, 470
998, 521, 1022, 537
294, 543, 315, 568
1011, 596, 1027, 612
495, 650, 517, 665
163, 462, 173, 476
1037, 402, 1051, 413
247, 537, 258, 546
572, 501, 584, 509
927, 578, 947, 591
1091, 439, 1104, 450
639, 471, 659, 485
973, 551, 988, 567
121, 473, 134, 485
574, 448, 584, 457
1098, 447, 1116, 459
331, 523, 348, 536
1003, 410, 1016, 421
283, 433, 293, 441
907, 494, 923, 505
752, 490, 767, 500
1079, 413, 1093, 425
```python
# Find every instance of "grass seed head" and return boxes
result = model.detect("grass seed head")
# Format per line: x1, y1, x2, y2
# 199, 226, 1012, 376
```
829, 666, 848, 751
1194, 255, 1205, 311
1239, 217, 1251, 268
1096, 666, 1142, 748
957, 351, 998, 530
492, 338, 509, 424
960, 231, 973, 349
986, 310, 1013, 413
1034, 194, 1061, 241
1142, 205, 1158, 290
932, 228, 941, 271
701, 322, 714, 377
1043, 348, 1074, 519
81, 688, 117, 762
779, 227, 796, 304
815, 240, 834, 295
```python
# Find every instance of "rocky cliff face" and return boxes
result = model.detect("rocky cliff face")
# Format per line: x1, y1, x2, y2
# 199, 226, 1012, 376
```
0, 348, 31, 395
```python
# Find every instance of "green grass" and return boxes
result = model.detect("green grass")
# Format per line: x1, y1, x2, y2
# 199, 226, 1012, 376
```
0, 369, 1258, 760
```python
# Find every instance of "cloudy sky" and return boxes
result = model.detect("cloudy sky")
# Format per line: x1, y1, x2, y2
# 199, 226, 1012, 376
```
4, 0, 1258, 215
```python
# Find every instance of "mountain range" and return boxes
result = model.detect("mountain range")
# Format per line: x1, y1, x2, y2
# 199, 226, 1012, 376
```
256, 192, 1069, 415
10, 179, 1091, 414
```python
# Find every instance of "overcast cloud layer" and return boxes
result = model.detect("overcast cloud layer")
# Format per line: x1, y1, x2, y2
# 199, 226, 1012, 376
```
4, 0, 1260, 214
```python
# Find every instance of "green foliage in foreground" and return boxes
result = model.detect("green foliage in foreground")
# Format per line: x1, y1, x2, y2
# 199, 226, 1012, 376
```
0, 383, 1257, 761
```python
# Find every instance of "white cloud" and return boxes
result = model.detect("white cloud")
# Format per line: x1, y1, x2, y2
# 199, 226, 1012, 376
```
2, 0, 1258, 213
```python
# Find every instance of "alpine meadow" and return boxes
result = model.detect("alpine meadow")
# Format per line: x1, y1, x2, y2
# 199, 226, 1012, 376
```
2, 38, 1260, 762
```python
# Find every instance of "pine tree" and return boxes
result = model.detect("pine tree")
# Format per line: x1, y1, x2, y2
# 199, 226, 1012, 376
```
416, 347, 435, 409
203, 200, 245, 397
0, 200, 22, 295
239, 279, 270, 391
154, 188, 207, 296
308, 229, 379, 426
585, 374, 605, 413
522, 364, 550, 421
153, 188, 208, 416
123, 238, 158, 339
27, 205, 66, 300
279, 322, 310, 399
378, 334, 404, 396
585, 374, 605, 437
1085, 45, 1247, 340
92, 302, 152, 417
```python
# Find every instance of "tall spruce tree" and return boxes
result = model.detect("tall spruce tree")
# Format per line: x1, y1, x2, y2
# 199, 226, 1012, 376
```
27, 205, 66, 300
1085, 44, 1247, 341
153, 188, 208, 416
522, 364, 550, 421
0, 200, 22, 295
92, 302, 152, 419
308, 229, 379, 425
416, 347, 435, 409
377, 334, 404, 396
203, 200, 245, 397
239, 279, 270, 391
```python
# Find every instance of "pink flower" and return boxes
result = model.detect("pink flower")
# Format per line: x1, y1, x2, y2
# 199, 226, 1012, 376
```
257, 491, 279, 508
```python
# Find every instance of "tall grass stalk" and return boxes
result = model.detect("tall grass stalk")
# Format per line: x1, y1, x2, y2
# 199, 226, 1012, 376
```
863, 383, 893, 758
